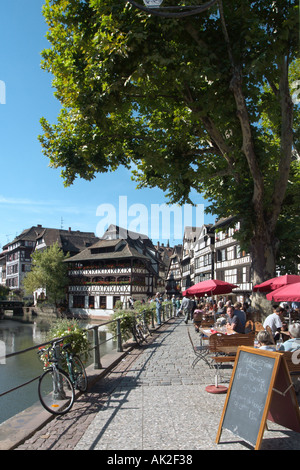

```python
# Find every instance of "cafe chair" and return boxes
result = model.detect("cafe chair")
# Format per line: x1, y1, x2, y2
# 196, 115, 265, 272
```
187, 328, 210, 368
200, 319, 214, 328
265, 325, 276, 344
254, 321, 264, 332
245, 320, 254, 333
282, 351, 300, 394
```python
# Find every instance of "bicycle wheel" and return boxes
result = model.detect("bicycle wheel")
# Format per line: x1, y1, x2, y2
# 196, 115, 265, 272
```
38, 368, 75, 415
142, 322, 151, 337
132, 325, 143, 345
72, 356, 88, 392
137, 324, 147, 343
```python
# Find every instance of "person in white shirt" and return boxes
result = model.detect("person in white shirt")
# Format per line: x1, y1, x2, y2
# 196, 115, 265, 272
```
263, 306, 284, 341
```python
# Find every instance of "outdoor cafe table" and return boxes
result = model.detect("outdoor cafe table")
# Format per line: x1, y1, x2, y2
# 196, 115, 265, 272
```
199, 327, 237, 340
199, 328, 241, 356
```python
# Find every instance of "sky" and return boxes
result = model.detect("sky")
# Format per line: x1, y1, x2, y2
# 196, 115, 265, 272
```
0, 0, 215, 250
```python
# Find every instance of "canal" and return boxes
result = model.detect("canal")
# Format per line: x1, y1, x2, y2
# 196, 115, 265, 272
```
0, 317, 117, 425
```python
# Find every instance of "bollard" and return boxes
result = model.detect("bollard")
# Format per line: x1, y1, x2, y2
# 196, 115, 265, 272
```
116, 318, 123, 352
151, 310, 155, 328
93, 327, 102, 369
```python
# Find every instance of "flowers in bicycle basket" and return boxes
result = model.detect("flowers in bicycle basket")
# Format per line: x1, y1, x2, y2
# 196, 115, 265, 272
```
38, 319, 90, 369
38, 346, 56, 369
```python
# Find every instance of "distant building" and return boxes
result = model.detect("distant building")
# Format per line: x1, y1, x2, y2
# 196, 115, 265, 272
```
33, 227, 99, 304
3, 225, 98, 292
166, 245, 183, 296
66, 225, 163, 318
181, 227, 201, 291
194, 224, 215, 284
4, 225, 45, 290
213, 217, 252, 299
0, 248, 7, 286
154, 241, 173, 295
34, 227, 98, 256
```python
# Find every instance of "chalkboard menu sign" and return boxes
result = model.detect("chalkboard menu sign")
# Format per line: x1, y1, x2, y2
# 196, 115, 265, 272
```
216, 346, 300, 450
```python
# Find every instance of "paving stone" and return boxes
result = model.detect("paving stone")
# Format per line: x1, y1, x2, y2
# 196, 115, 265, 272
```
15, 318, 300, 451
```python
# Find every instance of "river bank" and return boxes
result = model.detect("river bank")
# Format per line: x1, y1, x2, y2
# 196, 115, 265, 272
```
0, 316, 117, 425
0, 346, 134, 450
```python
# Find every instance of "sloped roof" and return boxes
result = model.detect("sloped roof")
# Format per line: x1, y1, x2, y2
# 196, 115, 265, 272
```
66, 238, 150, 263
7, 226, 45, 245
36, 228, 99, 255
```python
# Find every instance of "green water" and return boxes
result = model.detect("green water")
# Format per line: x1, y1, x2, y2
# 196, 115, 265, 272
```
0, 319, 116, 424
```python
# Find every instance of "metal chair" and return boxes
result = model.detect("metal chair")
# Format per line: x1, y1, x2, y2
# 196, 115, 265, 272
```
187, 328, 210, 368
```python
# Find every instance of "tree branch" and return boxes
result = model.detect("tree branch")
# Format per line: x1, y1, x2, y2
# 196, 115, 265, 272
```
218, 0, 265, 229
123, 0, 218, 19
269, 54, 294, 231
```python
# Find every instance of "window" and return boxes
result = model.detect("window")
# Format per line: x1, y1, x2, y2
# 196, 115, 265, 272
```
89, 296, 95, 309
227, 246, 235, 261
225, 269, 237, 284
242, 267, 250, 283
217, 249, 226, 262
73, 296, 85, 308
100, 296, 106, 309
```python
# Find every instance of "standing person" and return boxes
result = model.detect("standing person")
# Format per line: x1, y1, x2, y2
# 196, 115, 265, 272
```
181, 296, 192, 324
263, 306, 284, 341
175, 296, 182, 316
171, 294, 176, 316
155, 292, 162, 326
190, 297, 197, 321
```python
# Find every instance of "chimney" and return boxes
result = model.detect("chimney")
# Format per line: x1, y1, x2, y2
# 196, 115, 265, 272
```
69, 227, 71, 232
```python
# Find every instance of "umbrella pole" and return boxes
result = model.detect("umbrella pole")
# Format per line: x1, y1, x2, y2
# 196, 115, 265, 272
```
212, 291, 217, 325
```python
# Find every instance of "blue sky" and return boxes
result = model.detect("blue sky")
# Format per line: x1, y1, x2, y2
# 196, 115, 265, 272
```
0, 0, 214, 250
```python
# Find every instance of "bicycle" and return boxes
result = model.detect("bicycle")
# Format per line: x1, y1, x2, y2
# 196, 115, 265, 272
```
132, 312, 152, 346
37, 341, 88, 415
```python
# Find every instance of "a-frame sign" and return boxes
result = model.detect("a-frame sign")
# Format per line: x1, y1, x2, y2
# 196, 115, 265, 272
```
216, 346, 300, 450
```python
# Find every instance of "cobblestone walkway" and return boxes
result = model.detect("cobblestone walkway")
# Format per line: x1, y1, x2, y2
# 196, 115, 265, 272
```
15, 318, 300, 451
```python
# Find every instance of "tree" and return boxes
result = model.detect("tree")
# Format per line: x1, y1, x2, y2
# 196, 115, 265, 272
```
0, 285, 10, 300
39, 0, 299, 310
23, 243, 69, 308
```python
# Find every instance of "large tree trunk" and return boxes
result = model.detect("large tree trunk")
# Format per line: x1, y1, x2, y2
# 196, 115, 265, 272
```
250, 230, 278, 319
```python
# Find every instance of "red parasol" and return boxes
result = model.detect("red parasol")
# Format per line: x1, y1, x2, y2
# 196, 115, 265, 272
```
266, 282, 300, 302
253, 274, 300, 293
183, 279, 238, 297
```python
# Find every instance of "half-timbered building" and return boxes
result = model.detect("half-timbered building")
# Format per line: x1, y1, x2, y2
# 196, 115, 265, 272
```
214, 217, 252, 300
165, 245, 183, 296
66, 225, 161, 318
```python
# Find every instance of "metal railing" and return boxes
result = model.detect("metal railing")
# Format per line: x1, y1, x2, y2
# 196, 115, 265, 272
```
0, 318, 122, 400
0, 303, 175, 401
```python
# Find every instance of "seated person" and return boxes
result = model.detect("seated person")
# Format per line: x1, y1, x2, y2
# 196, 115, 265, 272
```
226, 306, 245, 334
263, 306, 284, 341
193, 304, 204, 332
279, 323, 300, 351
256, 330, 276, 351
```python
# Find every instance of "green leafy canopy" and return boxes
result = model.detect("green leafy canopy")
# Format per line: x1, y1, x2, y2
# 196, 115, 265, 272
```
39, 0, 299, 276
